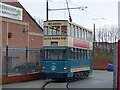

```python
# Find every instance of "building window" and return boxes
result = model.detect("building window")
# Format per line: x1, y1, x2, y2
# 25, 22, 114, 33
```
8, 32, 12, 38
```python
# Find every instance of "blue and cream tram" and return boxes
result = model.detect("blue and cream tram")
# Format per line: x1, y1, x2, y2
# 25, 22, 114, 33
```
42, 20, 93, 80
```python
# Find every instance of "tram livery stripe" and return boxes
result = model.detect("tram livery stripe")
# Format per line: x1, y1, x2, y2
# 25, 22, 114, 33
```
71, 67, 90, 72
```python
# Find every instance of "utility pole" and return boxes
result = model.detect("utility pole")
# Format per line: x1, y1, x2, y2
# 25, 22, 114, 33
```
93, 23, 95, 50
46, 0, 49, 21
93, 23, 95, 42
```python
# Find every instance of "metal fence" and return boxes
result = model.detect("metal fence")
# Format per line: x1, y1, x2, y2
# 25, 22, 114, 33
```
2, 47, 42, 77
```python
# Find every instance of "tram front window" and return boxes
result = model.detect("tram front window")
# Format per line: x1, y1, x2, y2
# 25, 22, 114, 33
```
44, 49, 66, 60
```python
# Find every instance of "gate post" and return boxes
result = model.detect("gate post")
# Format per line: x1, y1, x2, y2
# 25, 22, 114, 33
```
118, 40, 120, 90
6, 45, 8, 77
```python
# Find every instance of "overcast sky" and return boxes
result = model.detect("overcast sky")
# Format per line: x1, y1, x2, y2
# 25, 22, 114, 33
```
18, 0, 119, 30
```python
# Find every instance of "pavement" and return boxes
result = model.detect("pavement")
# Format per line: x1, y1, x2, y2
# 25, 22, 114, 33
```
2, 70, 113, 89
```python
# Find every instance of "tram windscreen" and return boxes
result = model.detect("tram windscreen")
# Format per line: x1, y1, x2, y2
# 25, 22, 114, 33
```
44, 49, 66, 60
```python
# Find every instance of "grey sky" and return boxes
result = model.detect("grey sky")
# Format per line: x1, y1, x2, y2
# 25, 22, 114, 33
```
18, 0, 118, 30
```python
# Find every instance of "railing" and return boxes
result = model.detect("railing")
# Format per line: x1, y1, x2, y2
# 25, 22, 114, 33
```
1, 47, 42, 77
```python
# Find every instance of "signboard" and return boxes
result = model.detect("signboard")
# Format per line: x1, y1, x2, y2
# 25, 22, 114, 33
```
0, 2, 23, 20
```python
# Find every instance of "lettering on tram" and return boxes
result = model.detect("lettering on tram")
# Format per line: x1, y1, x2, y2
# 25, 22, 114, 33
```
44, 37, 66, 40
42, 20, 93, 81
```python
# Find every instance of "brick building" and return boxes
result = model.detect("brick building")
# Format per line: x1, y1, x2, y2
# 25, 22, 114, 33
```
0, 0, 43, 77
0, 0, 43, 49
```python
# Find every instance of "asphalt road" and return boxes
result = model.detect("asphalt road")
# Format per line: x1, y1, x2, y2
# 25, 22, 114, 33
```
68, 70, 113, 88
2, 70, 113, 89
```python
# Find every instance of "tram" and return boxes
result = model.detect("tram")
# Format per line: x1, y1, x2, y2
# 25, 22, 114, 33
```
42, 20, 93, 80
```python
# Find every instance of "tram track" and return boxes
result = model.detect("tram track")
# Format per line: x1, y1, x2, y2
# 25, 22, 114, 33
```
41, 79, 72, 90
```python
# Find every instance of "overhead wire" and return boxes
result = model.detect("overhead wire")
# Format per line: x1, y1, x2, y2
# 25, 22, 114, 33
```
67, 0, 117, 25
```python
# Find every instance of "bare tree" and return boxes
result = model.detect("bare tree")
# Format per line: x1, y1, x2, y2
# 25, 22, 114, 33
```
33, 16, 44, 29
95, 25, 118, 43
95, 25, 118, 52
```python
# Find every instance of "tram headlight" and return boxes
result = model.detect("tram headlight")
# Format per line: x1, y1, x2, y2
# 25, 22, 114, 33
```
42, 67, 46, 70
51, 66, 56, 71
64, 67, 67, 70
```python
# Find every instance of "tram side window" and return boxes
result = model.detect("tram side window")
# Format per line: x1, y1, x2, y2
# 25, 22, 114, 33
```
78, 49, 81, 59
44, 49, 66, 60
75, 27, 77, 38
76, 49, 79, 59
83, 30, 85, 40
48, 26, 60, 35
44, 26, 48, 35
69, 48, 75, 59
80, 49, 83, 59
82, 50, 87, 59
82, 29, 84, 39
77, 28, 79, 38
79, 28, 82, 39
68, 48, 71, 59
68, 24, 71, 36
52, 26, 57, 35
87, 32, 90, 41
44, 50, 49, 59
50, 26, 60, 35
71, 25, 75, 37
49, 27, 52, 35
90, 32, 92, 42
86, 31, 88, 41
87, 32, 92, 41
61, 26, 67, 35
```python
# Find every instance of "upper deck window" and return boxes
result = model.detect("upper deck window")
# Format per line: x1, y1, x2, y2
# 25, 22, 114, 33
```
77, 27, 79, 38
61, 26, 67, 35
44, 26, 48, 35
71, 25, 75, 37
87, 32, 92, 42
85, 30, 87, 40
47, 26, 60, 35
75, 27, 78, 38
68, 24, 71, 36
52, 26, 60, 35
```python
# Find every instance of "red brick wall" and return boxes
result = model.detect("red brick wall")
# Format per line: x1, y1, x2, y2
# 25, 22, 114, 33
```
93, 61, 110, 70
1, 1, 43, 49
2, 22, 29, 48
0, 72, 42, 84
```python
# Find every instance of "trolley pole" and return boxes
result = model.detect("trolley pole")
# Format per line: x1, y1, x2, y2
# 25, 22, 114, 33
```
46, 0, 49, 21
